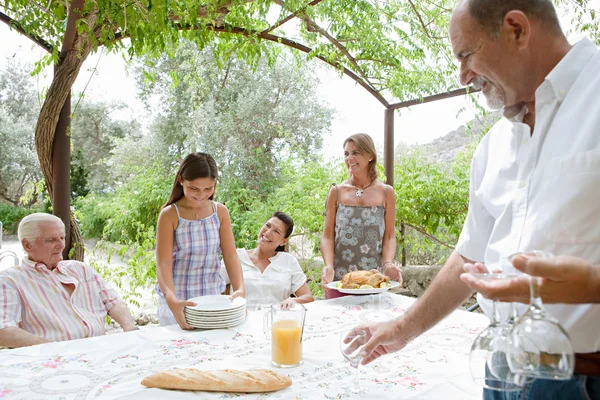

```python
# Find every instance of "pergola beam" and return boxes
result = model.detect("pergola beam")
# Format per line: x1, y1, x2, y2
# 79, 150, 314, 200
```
389, 87, 479, 110
0, 11, 53, 53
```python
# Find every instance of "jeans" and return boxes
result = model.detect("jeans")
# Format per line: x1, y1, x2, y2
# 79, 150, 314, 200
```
483, 375, 600, 400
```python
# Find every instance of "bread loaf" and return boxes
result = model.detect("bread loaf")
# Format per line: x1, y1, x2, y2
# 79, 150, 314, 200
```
141, 368, 292, 392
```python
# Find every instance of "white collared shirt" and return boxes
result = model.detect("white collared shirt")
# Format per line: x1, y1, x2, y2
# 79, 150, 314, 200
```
221, 249, 307, 308
456, 38, 600, 353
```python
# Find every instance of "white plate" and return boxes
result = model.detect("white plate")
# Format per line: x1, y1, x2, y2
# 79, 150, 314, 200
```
184, 310, 246, 322
185, 295, 247, 312
326, 280, 401, 295
185, 314, 246, 325
184, 306, 246, 318
186, 315, 246, 329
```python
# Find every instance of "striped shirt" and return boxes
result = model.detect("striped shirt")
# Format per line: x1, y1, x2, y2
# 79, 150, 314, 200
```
0, 258, 122, 342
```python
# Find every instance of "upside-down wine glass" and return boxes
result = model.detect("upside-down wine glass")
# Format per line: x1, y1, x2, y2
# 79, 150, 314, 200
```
339, 328, 368, 395
469, 259, 524, 392
506, 251, 575, 380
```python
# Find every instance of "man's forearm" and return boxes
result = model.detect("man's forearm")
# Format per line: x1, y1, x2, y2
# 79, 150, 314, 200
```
397, 250, 475, 342
108, 302, 137, 332
0, 327, 50, 348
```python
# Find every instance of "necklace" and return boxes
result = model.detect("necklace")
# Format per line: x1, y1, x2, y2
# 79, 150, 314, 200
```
350, 179, 374, 197
190, 201, 211, 219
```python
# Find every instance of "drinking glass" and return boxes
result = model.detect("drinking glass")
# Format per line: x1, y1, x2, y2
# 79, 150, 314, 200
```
339, 328, 367, 394
469, 260, 523, 391
506, 251, 574, 380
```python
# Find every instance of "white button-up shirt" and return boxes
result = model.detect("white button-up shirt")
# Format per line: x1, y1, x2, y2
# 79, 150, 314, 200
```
456, 38, 600, 353
221, 249, 307, 308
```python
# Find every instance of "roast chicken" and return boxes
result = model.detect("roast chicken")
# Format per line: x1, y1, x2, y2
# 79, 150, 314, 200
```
340, 269, 389, 289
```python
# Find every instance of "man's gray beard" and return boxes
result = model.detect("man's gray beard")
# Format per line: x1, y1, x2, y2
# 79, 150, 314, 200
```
471, 76, 504, 110
485, 95, 504, 111
472, 76, 527, 121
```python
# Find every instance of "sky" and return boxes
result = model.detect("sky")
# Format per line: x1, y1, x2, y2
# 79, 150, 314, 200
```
1, 0, 597, 159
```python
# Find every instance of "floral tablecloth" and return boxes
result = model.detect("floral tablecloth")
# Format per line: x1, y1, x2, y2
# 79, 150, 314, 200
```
0, 293, 488, 399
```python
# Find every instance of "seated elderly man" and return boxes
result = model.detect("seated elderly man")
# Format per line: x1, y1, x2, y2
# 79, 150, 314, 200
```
0, 213, 137, 348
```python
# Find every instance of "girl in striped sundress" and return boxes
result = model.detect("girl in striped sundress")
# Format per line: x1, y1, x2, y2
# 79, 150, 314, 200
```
155, 152, 245, 328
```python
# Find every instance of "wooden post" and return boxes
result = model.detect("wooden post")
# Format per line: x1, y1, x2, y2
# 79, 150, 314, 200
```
53, 84, 72, 259
400, 223, 406, 266
384, 108, 394, 185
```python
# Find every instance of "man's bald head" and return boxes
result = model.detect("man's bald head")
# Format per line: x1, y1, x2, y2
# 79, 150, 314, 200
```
458, 0, 562, 39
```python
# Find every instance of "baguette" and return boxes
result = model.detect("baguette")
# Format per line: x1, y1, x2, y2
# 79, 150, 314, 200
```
141, 368, 292, 392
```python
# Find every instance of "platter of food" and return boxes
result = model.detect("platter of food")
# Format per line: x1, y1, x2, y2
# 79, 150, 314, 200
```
326, 269, 401, 294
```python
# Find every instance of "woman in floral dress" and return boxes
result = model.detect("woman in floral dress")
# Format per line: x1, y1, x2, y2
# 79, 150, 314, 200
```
320, 133, 402, 298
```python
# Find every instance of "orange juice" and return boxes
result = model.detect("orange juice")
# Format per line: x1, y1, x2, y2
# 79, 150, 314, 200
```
271, 319, 303, 366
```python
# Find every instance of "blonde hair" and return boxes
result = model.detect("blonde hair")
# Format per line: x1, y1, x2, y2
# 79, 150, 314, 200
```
18, 213, 65, 244
343, 133, 378, 182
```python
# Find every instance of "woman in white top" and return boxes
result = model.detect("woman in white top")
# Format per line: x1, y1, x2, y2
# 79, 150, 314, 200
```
221, 212, 314, 308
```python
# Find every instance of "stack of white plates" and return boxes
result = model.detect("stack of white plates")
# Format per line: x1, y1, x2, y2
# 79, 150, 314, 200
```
184, 295, 247, 329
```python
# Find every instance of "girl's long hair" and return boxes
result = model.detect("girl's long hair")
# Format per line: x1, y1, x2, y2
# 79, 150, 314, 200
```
163, 152, 219, 209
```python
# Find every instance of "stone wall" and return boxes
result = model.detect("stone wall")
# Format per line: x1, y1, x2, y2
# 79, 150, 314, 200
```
400, 265, 479, 310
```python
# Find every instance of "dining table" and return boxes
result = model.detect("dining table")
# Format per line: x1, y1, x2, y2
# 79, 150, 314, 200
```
0, 292, 489, 399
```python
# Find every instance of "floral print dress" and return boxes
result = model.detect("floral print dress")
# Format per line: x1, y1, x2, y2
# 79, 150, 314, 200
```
333, 200, 386, 281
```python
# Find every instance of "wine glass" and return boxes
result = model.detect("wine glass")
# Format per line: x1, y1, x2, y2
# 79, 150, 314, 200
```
506, 251, 574, 380
469, 260, 523, 392
339, 328, 367, 394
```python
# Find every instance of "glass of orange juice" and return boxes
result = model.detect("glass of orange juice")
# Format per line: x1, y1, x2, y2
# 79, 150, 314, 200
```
264, 303, 306, 367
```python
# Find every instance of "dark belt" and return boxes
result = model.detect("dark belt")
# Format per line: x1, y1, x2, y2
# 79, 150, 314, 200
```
575, 352, 600, 376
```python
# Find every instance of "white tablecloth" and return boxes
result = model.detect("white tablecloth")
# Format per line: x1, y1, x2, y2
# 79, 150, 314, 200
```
0, 293, 488, 399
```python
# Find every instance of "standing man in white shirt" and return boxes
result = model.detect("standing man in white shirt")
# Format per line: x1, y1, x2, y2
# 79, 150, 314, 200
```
352, 0, 600, 398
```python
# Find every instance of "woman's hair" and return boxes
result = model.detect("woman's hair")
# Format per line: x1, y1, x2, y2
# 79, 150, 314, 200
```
18, 213, 65, 244
343, 133, 378, 182
163, 152, 219, 208
272, 211, 294, 252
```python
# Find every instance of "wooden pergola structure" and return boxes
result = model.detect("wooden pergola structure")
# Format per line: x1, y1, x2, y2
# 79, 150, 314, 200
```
0, 0, 478, 258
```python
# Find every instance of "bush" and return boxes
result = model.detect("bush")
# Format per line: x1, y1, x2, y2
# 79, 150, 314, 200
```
0, 203, 42, 235
300, 258, 324, 299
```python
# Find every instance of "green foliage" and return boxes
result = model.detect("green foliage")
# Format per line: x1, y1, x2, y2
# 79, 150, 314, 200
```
75, 162, 172, 242
135, 41, 333, 193
89, 228, 157, 307
0, 203, 41, 234
70, 149, 90, 200
392, 120, 488, 265
300, 258, 324, 300
0, 60, 42, 206
70, 98, 142, 193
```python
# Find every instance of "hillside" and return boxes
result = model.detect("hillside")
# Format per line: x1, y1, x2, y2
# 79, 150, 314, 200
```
408, 112, 502, 164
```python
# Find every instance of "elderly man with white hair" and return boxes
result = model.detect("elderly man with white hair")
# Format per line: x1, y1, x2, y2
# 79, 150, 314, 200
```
0, 213, 137, 348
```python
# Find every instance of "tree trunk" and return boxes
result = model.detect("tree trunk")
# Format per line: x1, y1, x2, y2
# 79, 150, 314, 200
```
34, 13, 98, 261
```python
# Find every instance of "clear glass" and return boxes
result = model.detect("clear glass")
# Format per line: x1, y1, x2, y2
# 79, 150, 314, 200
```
339, 328, 367, 395
263, 302, 306, 368
469, 288, 524, 391
469, 258, 525, 392
506, 251, 575, 380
